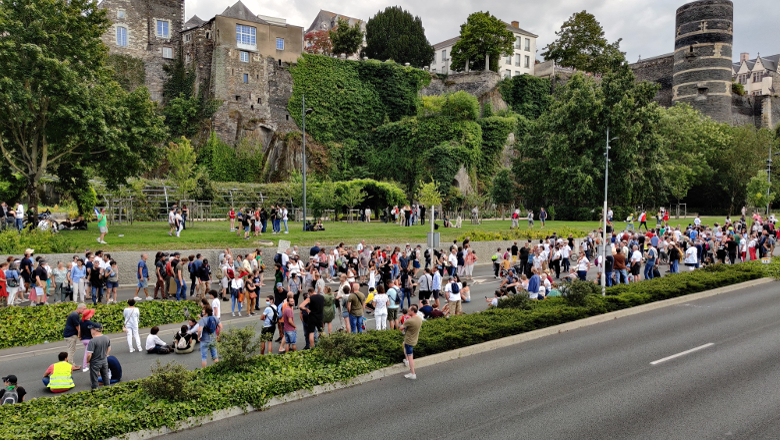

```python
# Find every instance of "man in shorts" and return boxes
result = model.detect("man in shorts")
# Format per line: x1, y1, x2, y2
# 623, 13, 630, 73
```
135, 254, 150, 300
282, 297, 296, 352
260, 296, 276, 355
401, 305, 422, 380
527, 210, 534, 229
96, 208, 108, 244
386, 279, 400, 329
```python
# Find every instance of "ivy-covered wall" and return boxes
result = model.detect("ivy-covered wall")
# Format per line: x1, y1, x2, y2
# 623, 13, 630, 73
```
107, 54, 146, 92
287, 54, 431, 143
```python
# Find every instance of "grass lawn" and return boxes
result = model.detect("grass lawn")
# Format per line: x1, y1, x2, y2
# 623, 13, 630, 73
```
58, 216, 727, 252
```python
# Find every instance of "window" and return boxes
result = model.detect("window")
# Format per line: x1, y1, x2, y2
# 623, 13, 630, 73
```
504, 70, 511, 79
525, 38, 531, 51
243, 73, 248, 83
753, 71, 765, 83
505, 56, 511, 65
276, 38, 284, 50
185, 53, 191, 63
156, 20, 169, 38
240, 51, 249, 62
514, 37, 521, 50
162, 47, 173, 59
441, 50, 446, 61
433, 52, 437, 64
236, 24, 256, 50
184, 34, 191, 42
432, 68, 436, 73
116, 26, 127, 47
515, 54, 521, 66
524, 56, 530, 68
117, 10, 125, 19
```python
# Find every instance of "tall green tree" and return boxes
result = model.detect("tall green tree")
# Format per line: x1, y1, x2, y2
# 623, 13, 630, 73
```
450, 12, 514, 72
166, 137, 204, 200
541, 11, 625, 74
745, 170, 774, 212
499, 75, 552, 119
330, 17, 363, 57
363, 6, 434, 68
0, 0, 166, 214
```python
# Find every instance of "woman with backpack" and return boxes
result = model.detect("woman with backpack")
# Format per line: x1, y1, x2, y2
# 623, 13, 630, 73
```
173, 325, 194, 354
229, 271, 244, 317
4, 261, 19, 306
197, 305, 220, 368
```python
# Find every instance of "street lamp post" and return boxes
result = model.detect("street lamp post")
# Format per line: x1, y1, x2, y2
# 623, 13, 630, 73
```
602, 128, 617, 297
301, 96, 313, 231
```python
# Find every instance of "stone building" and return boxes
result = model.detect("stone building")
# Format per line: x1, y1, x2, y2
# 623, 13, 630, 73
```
98, 0, 184, 101
430, 20, 537, 77
180, 1, 303, 144
304, 10, 366, 60
628, 0, 779, 129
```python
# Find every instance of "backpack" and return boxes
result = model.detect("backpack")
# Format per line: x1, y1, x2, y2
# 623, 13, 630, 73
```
225, 268, 235, 280
268, 306, 279, 326
165, 260, 174, 277
203, 316, 217, 334
424, 249, 430, 259
1, 388, 18, 405
451, 282, 460, 294
388, 287, 400, 305
6, 273, 18, 288
215, 266, 224, 280
273, 253, 282, 265
176, 334, 189, 349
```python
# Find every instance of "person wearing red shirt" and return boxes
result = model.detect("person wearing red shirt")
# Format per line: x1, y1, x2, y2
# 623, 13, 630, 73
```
228, 208, 236, 232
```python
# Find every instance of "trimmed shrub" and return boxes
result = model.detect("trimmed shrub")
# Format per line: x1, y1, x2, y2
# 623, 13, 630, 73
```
0, 229, 76, 254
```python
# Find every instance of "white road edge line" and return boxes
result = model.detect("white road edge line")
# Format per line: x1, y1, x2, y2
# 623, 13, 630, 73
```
650, 342, 715, 365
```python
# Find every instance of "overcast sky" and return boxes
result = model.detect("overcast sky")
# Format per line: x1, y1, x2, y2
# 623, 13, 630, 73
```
185, 0, 780, 63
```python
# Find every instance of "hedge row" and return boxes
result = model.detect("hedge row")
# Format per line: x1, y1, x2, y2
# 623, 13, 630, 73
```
0, 300, 199, 349
457, 226, 588, 243
0, 351, 383, 440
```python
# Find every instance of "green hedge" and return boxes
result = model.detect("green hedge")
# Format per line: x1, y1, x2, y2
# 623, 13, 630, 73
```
0, 300, 198, 349
0, 351, 382, 440
456, 226, 588, 243
0, 229, 77, 254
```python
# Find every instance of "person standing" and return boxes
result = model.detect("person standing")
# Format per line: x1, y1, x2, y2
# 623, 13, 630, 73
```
281, 205, 289, 234
644, 243, 657, 280
96, 208, 108, 244
63, 303, 86, 370
346, 284, 365, 334
300, 286, 324, 348
372, 285, 389, 330
260, 296, 276, 355
540, 208, 547, 229
282, 297, 297, 351
175, 255, 187, 301
638, 211, 648, 232
444, 276, 463, 316
123, 299, 142, 353
197, 306, 220, 368
400, 305, 422, 380
15, 203, 24, 231
33, 259, 49, 305
85, 322, 111, 390
5, 261, 20, 306
135, 254, 151, 300
153, 252, 166, 300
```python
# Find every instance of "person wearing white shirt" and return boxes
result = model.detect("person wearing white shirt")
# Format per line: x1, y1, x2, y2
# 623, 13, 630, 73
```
230, 275, 244, 316
630, 245, 643, 281
123, 299, 141, 352
560, 244, 572, 273
14, 203, 24, 231
145, 326, 170, 354
281, 206, 289, 234
447, 251, 458, 278
694, 216, 701, 227
444, 277, 463, 316
684, 245, 698, 269
372, 288, 389, 330
209, 291, 221, 319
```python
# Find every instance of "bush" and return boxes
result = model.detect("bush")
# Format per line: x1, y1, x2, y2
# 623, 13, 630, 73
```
0, 229, 76, 254
457, 226, 586, 242
560, 280, 599, 307
216, 325, 264, 372
142, 360, 203, 402
441, 91, 479, 121
0, 300, 198, 349
495, 293, 531, 310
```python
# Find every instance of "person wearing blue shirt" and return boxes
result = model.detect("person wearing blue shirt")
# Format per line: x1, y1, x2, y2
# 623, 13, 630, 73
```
431, 269, 442, 309
69, 259, 87, 303
527, 269, 541, 300
135, 254, 150, 300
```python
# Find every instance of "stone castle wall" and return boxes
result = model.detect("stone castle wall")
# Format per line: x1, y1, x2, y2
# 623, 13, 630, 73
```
631, 55, 675, 107
99, 0, 184, 102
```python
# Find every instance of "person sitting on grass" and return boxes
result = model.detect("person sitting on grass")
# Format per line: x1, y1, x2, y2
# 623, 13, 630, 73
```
145, 326, 172, 354
42, 352, 75, 393
97, 355, 122, 385
174, 325, 195, 354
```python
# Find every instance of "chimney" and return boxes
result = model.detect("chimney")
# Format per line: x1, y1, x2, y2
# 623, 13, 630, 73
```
511, 21, 519, 28
740, 52, 749, 62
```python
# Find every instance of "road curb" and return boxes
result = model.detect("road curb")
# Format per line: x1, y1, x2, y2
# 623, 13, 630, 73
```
108, 277, 774, 440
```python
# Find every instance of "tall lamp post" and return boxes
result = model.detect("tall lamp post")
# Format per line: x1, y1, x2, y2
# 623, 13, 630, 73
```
301, 95, 313, 231
602, 128, 618, 297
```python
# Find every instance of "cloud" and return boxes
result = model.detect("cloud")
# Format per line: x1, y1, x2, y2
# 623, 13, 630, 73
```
185, 0, 780, 62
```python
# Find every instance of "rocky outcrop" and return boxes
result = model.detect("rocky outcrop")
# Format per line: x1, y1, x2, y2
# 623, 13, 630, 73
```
422, 71, 508, 115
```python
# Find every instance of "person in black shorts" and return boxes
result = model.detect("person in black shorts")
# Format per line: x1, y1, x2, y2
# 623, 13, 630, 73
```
300, 287, 324, 349
260, 296, 276, 355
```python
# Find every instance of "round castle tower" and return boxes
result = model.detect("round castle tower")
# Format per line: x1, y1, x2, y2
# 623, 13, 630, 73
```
672, 0, 734, 123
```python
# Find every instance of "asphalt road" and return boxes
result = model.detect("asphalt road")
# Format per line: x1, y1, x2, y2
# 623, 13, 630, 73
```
0, 265, 504, 400
163, 282, 780, 440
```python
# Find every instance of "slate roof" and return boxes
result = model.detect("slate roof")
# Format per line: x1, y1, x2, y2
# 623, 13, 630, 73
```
433, 37, 460, 50
733, 54, 780, 72
502, 21, 538, 38
219, 1, 268, 25
183, 15, 205, 31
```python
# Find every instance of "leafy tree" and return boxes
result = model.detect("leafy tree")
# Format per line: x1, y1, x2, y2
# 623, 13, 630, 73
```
162, 54, 220, 139
309, 181, 337, 219
340, 184, 368, 223
416, 179, 442, 225
0, 0, 166, 215
499, 75, 553, 119
541, 11, 625, 74
709, 125, 772, 214
491, 168, 515, 209
745, 170, 774, 212
330, 17, 363, 57
364, 6, 434, 68
441, 91, 480, 121
450, 12, 514, 72
304, 30, 333, 55
166, 137, 204, 200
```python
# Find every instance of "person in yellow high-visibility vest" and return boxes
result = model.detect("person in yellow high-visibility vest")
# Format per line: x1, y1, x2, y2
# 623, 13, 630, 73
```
42, 352, 75, 393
